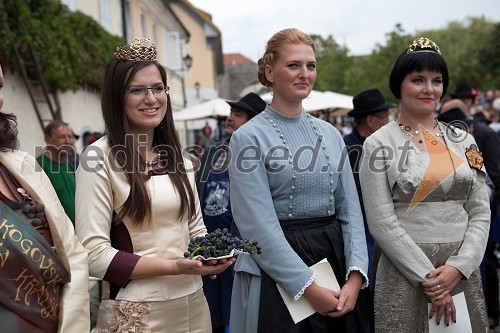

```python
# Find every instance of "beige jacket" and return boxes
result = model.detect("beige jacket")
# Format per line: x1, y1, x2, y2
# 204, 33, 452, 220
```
75, 137, 206, 302
0, 150, 90, 332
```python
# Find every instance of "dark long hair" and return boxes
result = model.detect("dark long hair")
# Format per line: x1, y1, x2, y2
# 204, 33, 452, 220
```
0, 58, 19, 151
0, 112, 18, 151
101, 58, 196, 226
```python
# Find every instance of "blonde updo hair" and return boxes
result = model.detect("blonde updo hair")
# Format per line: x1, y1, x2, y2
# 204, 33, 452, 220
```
257, 28, 315, 88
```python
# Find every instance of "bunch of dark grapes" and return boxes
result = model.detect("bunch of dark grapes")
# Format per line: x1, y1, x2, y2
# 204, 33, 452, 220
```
184, 228, 261, 259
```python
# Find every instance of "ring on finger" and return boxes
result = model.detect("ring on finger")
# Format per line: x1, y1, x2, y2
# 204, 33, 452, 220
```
447, 307, 452, 312
210, 274, 217, 280
437, 284, 441, 290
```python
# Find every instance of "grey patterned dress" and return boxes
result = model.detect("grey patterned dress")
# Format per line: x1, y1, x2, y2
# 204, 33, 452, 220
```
360, 121, 489, 333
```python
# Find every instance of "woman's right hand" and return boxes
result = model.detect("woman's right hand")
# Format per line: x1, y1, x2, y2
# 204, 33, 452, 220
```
175, 257, 235, 276
302, 282, 340, 315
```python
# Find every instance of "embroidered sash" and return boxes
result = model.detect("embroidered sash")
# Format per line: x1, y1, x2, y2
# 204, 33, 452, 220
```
0, 200, 70, 332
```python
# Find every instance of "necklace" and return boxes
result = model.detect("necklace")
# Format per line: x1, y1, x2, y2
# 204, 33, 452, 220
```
399, 121, 444, 145
144, 150, 161, 167
399, 121, 458, 202
262, 110, 335, 219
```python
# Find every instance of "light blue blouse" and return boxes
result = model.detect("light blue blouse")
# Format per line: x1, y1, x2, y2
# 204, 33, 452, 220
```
229, 105, 368, 300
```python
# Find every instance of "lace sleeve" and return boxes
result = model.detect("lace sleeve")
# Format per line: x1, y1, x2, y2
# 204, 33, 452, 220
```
293, 272, 318, 301
346, 266, 369, 289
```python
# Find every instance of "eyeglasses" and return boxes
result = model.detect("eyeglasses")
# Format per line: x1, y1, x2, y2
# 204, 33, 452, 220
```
370, 113, 390, 122
125, 85, 170, 97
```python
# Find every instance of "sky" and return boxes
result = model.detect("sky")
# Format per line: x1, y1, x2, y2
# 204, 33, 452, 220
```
189, 0, 500, 62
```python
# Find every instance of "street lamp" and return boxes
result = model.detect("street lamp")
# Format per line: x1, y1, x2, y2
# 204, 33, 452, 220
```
181, 54, 193, 107
194, 81, 201, 100
183, 54, 193, 71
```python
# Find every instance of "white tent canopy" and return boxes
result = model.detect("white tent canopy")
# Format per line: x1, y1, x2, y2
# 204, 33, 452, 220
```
259, 90, 353, 112
321, 91, 354, 110
172, 90, 354, 122
172, 98, 230, 121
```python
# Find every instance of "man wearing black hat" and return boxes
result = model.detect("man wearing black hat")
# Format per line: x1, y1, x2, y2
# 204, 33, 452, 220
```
451, 83, 477, 109
343, 88, 393, 333
450, 83, 482, 121
196, 92, 266, 333
344, 88, 394, 272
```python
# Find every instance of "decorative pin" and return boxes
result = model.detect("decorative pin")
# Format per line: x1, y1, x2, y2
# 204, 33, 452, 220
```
465, 144, 483, 170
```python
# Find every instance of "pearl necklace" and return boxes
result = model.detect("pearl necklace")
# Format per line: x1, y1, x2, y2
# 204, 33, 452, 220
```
262, 110, 335, 219
144, 150, 161, 167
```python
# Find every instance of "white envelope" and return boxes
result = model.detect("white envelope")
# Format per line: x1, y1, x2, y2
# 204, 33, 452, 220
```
428, 292, 472, 333
276, 258, 340, 324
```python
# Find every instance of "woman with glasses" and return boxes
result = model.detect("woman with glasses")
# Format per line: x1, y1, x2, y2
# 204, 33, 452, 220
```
75, 39, 234, 333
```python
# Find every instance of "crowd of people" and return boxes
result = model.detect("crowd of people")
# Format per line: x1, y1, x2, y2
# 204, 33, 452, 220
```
0, 30, 499, 333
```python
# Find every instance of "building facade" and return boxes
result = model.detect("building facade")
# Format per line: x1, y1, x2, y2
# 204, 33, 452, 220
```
5, 0, 223, 150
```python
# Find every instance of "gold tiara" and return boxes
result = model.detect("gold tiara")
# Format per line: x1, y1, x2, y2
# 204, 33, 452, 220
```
114, 38, 157, 61
406, 37, 441, 55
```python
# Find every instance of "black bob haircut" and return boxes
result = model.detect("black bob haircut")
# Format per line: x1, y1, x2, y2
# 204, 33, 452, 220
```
389, 50, 449, 100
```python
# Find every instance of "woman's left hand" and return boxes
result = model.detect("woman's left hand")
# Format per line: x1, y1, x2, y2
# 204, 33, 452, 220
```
324, 271, 363, 317
202, 258, 232, 266
175, 257, 235, 276
422, 265, 463, 301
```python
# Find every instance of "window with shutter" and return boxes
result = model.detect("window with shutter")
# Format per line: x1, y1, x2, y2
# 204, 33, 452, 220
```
124, 0, 133, 42
99, 0, 111, 32
162, 30, 181, 70
140, 10, 147, 38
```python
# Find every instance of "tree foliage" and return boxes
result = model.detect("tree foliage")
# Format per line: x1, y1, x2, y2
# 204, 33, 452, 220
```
418, 16, 498, 93
311, 34, 353, 94
0, 0, 124, 92
312, 17, 499, 103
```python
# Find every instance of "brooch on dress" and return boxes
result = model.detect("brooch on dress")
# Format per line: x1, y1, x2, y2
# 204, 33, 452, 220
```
465, 144, 483, 170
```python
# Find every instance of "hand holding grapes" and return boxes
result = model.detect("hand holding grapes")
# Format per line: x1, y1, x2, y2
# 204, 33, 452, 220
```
175, 256, 236, 276
184, 228, 261, 260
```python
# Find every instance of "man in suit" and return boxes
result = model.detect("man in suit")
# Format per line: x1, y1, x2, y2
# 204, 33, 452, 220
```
196, 92, 266, 333
343, 88, 394, 333
343, 88, 395, 278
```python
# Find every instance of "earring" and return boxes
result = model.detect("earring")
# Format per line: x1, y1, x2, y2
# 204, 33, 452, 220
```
160, 119, 165, 131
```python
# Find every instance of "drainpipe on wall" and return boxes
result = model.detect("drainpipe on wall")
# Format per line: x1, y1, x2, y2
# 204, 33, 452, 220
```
121, 0, 127, 40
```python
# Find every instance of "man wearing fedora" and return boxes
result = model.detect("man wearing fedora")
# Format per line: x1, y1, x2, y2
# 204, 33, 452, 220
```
344, 88, 394, 276
450, 83, 478, 116
196, 92, 266, 333
343, 88, 393, 333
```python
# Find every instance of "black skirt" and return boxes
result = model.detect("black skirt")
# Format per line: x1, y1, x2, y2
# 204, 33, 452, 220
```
257, 215, 372, 333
